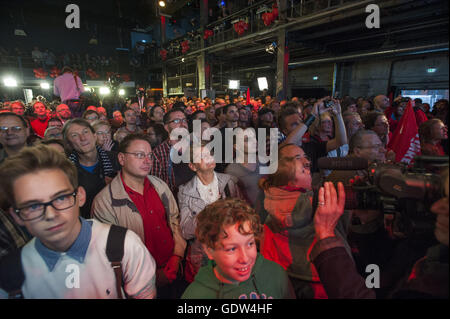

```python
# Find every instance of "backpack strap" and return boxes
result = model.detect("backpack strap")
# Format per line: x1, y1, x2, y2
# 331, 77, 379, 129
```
106, 224, 127, 299
0, 248, 25, 299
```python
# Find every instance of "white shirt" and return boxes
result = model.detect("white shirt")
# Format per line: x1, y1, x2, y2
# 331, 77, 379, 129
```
196, 173, 220, 205
0, 220, 156, 299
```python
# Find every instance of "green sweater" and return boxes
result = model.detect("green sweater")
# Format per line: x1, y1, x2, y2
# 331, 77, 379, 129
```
181, 253, 295, 299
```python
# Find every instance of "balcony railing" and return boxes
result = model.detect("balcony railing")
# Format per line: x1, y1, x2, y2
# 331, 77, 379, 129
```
0, 55, 129, 84
158, 0, 361, 62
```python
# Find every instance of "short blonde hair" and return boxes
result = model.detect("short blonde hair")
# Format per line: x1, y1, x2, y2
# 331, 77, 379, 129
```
91, 120, 111, 132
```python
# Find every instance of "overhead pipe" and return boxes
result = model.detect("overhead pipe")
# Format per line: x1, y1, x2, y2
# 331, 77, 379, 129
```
288, 43, 449, 67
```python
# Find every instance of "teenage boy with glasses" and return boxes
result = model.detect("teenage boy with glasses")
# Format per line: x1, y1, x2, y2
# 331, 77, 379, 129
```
0, 144, 156, 298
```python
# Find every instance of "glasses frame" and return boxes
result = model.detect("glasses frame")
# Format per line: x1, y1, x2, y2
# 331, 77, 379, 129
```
14, 190, 78, 221
123, 152, 154, 160
0, 126, 23, 134
167, 118, 188, 124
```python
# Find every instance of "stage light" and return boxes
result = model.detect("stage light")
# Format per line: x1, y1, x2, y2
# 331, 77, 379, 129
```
181, 57, 185, 62
228, 80, 240, 89
100, 87, 111, 95
427, 67, 437, 73
3, 77, 17, 87
159, 1, 166, 7
14, 29, 27, 37
119, 89, 125, 96
40, 82, 50, 89
257, 77, 268, 91
265, 42, 277, 54
313, 76, 319, 80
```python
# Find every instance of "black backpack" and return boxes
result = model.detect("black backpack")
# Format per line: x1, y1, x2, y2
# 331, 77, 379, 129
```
0, 224, 128, 299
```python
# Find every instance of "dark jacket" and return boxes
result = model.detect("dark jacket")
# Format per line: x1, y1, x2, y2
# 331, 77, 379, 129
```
310, 237, 449, 299
69, 147, 119, 218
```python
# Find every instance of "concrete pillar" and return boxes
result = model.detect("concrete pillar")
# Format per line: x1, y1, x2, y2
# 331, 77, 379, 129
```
161, 15, 167, 97
198, 0, 210, 97
276, 29, 289, 100
162, 64, 168, 97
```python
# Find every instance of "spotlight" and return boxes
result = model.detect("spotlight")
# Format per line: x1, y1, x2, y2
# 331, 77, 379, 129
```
3, 77, 17, 87
99, 87, 111, 95
14, 29, 27, 37
265, 42, 277, 54
181, 57, 185, 62
119, 89, 125, 96
257, 77, 268, 91
427, 67, 437, 73
40, 82, 50, 89
159, 1, 166, 7
313, 76, 318, 81
228, 80, 240, 90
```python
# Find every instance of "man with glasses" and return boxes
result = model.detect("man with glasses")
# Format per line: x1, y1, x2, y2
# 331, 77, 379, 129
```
55, 103, 72, 124
0, 144, 157, 298
92, 133, 186, 298
151, 107, 195, 195
0, 112, 30, 164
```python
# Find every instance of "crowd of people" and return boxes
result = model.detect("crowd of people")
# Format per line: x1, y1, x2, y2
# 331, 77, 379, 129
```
0, 84, 448, 299
0, 45, 118, 75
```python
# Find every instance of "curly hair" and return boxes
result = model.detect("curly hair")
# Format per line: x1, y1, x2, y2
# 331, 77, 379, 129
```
195, 199, 262, 250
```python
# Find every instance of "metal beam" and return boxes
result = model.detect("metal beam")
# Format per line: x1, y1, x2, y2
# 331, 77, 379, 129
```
164, 0, 385, 63
288, 43, 449, 67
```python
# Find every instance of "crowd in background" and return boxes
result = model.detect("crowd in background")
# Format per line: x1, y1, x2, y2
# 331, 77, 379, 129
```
0, 88, 448, 299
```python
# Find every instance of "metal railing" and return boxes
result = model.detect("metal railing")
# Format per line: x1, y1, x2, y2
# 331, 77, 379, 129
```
157, 0, 360, 62
0, 55, 126, 83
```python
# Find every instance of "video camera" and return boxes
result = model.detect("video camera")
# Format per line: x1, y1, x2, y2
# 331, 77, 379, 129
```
107, 73, 123, 94
319, 155, 449, 238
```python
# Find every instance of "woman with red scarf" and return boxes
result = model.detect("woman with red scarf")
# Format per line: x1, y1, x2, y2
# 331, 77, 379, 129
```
259, 144, 352, 299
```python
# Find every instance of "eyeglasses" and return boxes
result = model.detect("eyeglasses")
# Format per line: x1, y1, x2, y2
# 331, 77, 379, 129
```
0, 126, 23, 134
96, 130, 111, 136
123, 152, 153, 160
167, 118, 187, 124
86, 116, 99, 121
14, 190, 78, 221
48, 133, 63, 139
358, 144, 384, 149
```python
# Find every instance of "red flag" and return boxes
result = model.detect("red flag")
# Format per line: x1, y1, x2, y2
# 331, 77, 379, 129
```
246, 88, 250, 105
387, 100, 421, 164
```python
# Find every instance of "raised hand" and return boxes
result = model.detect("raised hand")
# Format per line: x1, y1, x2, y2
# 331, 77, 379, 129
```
102, 138, 114, 152
314, 182, 346, 240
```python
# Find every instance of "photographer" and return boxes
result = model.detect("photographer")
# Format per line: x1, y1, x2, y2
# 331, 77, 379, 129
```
310, 171, 449, 299
279, 97, 347, 174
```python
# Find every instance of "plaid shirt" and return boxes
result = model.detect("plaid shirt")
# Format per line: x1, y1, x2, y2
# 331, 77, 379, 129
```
0, 209, 31, 259
150, 139, 175, 193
